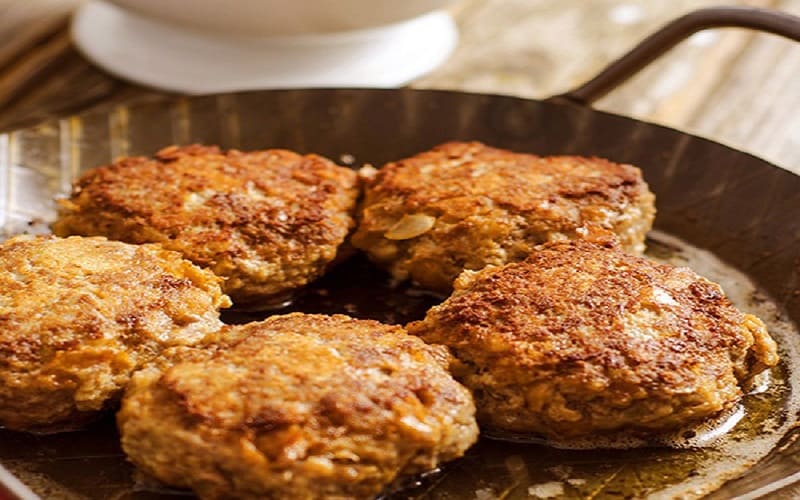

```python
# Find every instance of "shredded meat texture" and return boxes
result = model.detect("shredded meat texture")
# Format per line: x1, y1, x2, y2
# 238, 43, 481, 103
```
53, 144, 360, 307
351, 141, 656, 292
0, 235, 230, 432
407, 240, 779, 439
118, 313, 478, 499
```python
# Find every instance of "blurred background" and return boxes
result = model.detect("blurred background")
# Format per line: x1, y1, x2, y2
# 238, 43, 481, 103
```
1, 0, 798, 170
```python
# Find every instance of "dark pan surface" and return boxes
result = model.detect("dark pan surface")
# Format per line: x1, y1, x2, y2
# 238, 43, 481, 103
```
1, 88, 799, 498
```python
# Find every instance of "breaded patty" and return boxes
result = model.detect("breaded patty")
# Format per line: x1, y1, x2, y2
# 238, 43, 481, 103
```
53, 144, 359, 307
0, 235, 230, 432
118, 313, 478, 499
351, 141, 655, 292
407, 240, 779, 439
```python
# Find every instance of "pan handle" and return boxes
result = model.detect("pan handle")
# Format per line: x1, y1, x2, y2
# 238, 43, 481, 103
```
554, 6, 800, 105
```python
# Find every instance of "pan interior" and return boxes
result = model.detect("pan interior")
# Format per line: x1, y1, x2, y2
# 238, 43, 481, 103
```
0, 231, 796, 500
1, 88, 799, 498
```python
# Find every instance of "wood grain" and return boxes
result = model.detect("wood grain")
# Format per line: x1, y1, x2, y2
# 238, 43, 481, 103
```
415, 0, 800, 173
0, 0, 797, 174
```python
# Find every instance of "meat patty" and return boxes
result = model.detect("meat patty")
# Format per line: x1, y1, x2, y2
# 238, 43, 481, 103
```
0, 235, 230, 432
351, 141, 656, 292
53, 144, 359, 307
407, 240, 779, 439
117, 313, 478, 499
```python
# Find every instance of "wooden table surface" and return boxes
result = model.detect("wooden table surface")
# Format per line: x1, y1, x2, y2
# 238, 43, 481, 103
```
1, 0, 799, 175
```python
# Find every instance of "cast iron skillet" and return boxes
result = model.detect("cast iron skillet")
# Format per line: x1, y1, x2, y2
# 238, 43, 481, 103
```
1, 6, 800, 499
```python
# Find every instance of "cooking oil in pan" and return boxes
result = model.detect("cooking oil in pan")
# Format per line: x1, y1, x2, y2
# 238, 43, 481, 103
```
394, 231, 800, 500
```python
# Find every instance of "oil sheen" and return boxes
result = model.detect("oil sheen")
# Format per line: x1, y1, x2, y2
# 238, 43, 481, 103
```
399, 231, 799, 500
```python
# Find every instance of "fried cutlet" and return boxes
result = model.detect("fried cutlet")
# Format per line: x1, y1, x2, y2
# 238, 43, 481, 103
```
407, 240, 778, 439
0, 235, 230, 432
53, 145, 359, 307
117, 313, 478, 499
352, 141, 655, 292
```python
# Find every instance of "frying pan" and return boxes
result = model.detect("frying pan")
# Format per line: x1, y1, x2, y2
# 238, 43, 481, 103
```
1, 6, 800, 499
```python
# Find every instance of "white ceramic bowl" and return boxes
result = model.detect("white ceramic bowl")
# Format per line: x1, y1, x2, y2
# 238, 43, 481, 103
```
73, 0, 459, 92
107, 0, 457, 36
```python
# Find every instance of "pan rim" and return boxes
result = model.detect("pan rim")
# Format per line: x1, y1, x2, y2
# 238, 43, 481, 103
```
2, 87, 796, 180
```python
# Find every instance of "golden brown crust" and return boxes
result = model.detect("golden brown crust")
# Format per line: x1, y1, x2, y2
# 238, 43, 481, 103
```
407, 240, 779, 438
351, 141, 656, 292
118, 313, 478, 499
0, 235, 230, 432
53, 145, 359, 306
